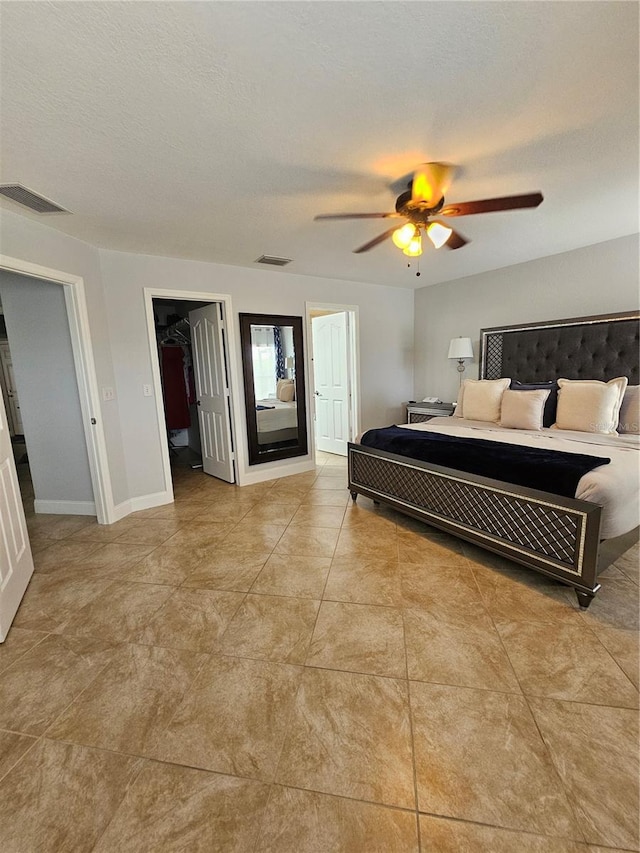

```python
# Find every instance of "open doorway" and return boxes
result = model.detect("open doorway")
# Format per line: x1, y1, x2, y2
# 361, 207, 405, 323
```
146, 291, 237, 495
306, 303, 360, 458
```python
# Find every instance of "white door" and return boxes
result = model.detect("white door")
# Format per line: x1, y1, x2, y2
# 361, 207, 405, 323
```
312, 312, 350, 456
0, 343, 22, 435
0, 381, 34, 641
189, 304, 235, 483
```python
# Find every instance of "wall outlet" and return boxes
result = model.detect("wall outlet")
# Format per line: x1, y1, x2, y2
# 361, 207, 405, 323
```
143, 384, 153, 397
102, 386, 115, 402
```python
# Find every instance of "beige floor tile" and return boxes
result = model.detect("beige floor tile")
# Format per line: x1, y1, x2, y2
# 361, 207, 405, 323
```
310, 477, 348, 491
276, 668, 414, 808
530, 697, 639, 849
323, 555, 402, 606
0, 730, 37, 781
0, 626, 49, 674
307, 601, 406, 678
472, 563, 583, 625
301, 490, 350, 507
196, 499, 257, 523
578, 576, 639, 632
0, 633, 116, 735
33, 540, 104, 573
289, 504, 346, 528
405, 608, 520, 692
218, 594, 320, 664
131, 500, 218, 521
94, 761, 270, 853
69, 517, 142, 543
251, 554, 331, 598
341, 505, 397, 531
401, 561, 485, 616
613, 544, 639, 585
497, 619, 638, 706
397, 528, 467, 565
47, 643, 207, 756
182, 551, 271, 591
590, 624, 640, 688
63, 580, 173, 643
275, 525, 340, 558
220, 521, 287, 553
136, 588, 245, 652
154, 655, 302, 781
163, 520, 234, 549
80, 543, 157, 575
255, 786, 419, 852
26, 515, 95, 540
242, 502, 300, 525
410, 681, 581, 839
113, 518, 182, 546
13, 568, 114, 632
334, 527, 398, 560
124, 544, 210, 585
0, 738, 142, 853
419, 814, 587, 852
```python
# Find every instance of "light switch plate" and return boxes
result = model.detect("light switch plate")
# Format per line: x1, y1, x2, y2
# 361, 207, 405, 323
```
101, 387, 115, 402
143, 384, 153, 397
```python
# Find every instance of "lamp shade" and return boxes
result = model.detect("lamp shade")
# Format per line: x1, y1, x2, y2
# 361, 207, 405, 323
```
447, 337, 473, 360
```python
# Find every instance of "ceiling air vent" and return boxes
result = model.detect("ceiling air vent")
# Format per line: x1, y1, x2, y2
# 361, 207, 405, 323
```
255, 255, 292, 267
0, 184, 70, 214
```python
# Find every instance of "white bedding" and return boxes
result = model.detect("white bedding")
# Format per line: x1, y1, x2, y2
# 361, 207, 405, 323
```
396, 417, 640, 540
256, 398, 297, 432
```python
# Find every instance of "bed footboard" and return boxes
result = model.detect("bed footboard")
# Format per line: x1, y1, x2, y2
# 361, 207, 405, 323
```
348, 443, 603, 608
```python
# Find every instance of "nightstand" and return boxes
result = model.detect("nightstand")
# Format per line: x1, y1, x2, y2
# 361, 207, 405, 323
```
405, 401, 455, 423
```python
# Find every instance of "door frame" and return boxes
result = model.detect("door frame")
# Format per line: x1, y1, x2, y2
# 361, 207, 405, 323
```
305, 302, 360, 452
143, 288, 243, 493
0, 254, 114, 523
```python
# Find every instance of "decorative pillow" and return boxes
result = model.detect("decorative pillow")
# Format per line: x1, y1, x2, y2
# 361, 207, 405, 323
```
277, 383, 295, 402
452, 382, 465, 417
554, 377, 628, 434
461, 378, 510, 422
276, 378, 293, 393
618, 385, 639, 434
510, 380, 558, 428
500, 388, 551, 430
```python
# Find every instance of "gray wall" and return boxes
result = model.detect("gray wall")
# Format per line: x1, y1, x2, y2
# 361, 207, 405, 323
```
0, 271, 94, 505
414, 234, 640, 404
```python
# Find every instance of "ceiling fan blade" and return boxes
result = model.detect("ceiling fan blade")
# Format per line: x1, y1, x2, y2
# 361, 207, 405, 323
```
442, 225, 469, 250
314, 212, 400, 220
412, 162, 455, 206
353, 226, 399, 253
440, 192, 543, 217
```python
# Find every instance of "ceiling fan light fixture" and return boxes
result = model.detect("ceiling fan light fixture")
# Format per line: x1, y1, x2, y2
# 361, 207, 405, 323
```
402, 232, 422, 256
392, 222, 417, 249
426, 221, 453, 249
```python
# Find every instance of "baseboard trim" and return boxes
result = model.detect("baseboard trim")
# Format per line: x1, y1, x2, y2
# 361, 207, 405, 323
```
238, 458, 316, 485
109, 490, 174, 523
33, 499, 97, 516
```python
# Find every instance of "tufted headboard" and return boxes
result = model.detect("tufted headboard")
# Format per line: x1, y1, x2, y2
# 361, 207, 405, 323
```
480, 311, 640, 385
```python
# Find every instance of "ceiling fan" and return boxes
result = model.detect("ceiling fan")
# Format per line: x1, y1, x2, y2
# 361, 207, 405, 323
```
314, 163, 543, 257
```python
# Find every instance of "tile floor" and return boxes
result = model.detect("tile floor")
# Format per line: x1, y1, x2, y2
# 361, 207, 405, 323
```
0, 454, 638, 852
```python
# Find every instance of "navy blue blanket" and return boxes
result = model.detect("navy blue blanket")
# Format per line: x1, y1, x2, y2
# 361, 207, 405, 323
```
360, 427, 610, 498
256, 404, 275, 411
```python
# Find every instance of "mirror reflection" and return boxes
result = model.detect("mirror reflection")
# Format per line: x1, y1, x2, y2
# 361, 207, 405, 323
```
239, 313, 307, 465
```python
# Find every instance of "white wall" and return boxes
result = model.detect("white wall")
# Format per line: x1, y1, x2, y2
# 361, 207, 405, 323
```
414, 234, 640, 404
0, 271, 94, 506
0, 211, 129, 504
98, 250, 415, 498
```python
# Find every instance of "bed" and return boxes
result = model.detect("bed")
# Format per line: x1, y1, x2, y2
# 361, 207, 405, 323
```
348, 310, 640, 608
256, 398, 298, 445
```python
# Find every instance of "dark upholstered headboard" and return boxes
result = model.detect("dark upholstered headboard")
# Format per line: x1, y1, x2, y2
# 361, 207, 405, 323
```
480, 311, 640, 385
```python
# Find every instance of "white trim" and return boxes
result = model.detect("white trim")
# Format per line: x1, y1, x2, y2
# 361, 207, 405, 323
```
143, 287, 246, 491
0, 254, 115, 524
240, 458, 315, 485
33, 499, 96, 516
111, 489, 174, 522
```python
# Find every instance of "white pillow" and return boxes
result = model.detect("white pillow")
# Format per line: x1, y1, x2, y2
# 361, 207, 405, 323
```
452, 382, 465, 417
618, 385, 639, 435
500, 388, 551, 430
277, 382, 295, 402
461, 378, 510, 422
554, 377, 628, 434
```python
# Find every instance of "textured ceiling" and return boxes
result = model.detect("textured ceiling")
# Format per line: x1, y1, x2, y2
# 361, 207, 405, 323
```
0, 1, 638, 289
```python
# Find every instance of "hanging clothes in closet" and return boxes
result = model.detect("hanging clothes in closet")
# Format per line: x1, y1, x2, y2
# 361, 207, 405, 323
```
161, 345, 191, 429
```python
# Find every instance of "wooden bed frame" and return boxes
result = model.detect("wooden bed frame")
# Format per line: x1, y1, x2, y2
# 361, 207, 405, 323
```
348, 310, 640, 608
